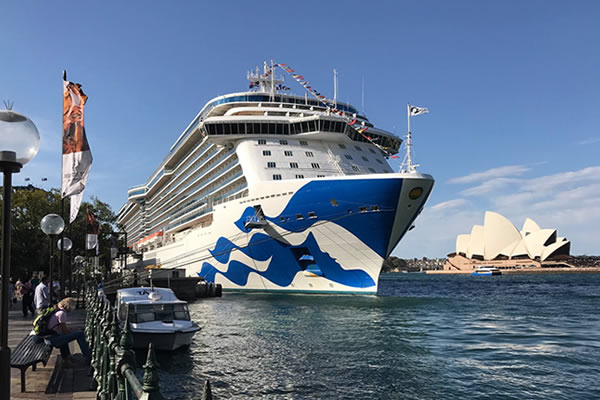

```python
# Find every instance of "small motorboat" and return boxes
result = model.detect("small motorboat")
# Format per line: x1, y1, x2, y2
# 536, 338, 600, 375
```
115, 287, 201, 351
472, 266, 502, 276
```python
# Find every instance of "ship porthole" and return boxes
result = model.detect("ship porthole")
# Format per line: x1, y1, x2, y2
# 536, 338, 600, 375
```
409, 187, 424, 200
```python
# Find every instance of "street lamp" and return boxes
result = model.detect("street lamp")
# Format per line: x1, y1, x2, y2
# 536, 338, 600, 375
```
57, 237, 72, 297
0, 109, 40, 400
41, 214, 64, 303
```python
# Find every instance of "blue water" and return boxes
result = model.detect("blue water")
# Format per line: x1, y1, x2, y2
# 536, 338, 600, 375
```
149, 273, 600, 399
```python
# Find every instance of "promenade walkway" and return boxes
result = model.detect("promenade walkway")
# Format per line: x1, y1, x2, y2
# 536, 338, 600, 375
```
8, 305, 95, 399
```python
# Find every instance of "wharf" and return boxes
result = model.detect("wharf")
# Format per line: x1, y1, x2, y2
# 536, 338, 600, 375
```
7, 306, 95, 399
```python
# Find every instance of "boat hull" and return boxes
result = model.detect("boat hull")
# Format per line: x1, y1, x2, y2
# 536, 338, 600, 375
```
130, 327, 200, 351
148, 173, 433, 294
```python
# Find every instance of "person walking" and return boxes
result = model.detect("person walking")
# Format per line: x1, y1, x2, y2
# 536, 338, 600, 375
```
8, 277, 15, 309
34, 276, 50, 314
44, 297, 91, 367
21, 278, 35, 318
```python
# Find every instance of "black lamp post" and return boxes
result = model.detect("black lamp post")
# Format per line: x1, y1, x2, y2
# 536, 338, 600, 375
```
41, 214, 64, 303
0, 109, 40, 399
57, 237, 72, 298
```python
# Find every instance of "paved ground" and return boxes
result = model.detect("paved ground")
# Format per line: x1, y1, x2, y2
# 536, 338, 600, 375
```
8, 303, 95, 399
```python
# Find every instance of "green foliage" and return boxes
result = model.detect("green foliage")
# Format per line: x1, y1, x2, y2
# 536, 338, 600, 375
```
1, 185, 117, 280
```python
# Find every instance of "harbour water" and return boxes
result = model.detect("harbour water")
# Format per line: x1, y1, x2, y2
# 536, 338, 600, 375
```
148, 273, 600, 399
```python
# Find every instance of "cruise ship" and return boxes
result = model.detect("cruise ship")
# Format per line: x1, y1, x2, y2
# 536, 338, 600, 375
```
117, 63, 434, 294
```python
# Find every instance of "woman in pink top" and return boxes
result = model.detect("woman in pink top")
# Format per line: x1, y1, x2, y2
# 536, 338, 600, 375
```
46, 298, 91, 364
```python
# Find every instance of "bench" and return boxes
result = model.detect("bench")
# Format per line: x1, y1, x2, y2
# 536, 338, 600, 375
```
10, 334, 53, 392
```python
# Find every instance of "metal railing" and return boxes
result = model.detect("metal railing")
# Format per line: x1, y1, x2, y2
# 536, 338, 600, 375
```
84, 288, 214, 399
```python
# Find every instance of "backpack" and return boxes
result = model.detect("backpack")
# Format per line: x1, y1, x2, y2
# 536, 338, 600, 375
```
33, 306, 58, 336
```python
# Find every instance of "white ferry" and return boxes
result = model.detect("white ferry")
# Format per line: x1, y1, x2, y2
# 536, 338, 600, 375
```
115, 287, 201, 351
117, 62, 434, 294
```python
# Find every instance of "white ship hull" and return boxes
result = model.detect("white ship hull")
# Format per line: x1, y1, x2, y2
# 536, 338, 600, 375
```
145, 173, 432, 294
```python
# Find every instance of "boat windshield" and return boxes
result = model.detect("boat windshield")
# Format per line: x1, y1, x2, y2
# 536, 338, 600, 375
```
129, 303, 191, 323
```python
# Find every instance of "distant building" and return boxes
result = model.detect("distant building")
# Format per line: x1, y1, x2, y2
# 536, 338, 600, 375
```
444, 211, 570, 272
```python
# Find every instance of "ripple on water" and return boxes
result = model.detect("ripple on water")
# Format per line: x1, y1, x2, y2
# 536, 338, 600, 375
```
146, 273, 600, 399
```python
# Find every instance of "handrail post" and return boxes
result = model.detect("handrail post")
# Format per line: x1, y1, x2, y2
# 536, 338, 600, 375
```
139, 343, 165, 400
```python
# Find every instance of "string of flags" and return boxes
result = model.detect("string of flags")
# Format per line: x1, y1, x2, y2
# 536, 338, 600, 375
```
274, 62, 392, 154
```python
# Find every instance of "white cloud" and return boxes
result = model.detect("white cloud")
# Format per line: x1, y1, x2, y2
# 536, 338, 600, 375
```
449, 165, 529, 184
430, 198, 469, 210
578, 137, 600, 145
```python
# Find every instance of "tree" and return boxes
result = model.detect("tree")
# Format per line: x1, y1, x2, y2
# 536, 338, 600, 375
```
1, 185, 117, 280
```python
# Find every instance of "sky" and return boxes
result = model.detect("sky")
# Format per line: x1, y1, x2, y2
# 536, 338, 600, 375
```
2, 1, 599, 258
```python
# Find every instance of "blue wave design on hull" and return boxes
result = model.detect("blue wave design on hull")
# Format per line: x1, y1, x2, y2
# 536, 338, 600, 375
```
204, 178, 405, 289
200, 232, 375, 288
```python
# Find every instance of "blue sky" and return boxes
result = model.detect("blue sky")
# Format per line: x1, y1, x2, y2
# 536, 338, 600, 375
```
2, 1, 599, 257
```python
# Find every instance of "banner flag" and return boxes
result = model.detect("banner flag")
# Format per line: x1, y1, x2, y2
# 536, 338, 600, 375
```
62, 74, 93, 223
409, 105, 429, 116
86, 210, 100, 252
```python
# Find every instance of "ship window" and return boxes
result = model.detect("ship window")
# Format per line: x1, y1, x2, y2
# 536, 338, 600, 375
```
290, 162, 299, 168
284, 151, 293, 156
323, 120, 331, 131
276, 124, 283, 134
376, 159, 383, 164
368, 168, 376, 173
280, 216, 286, 222
371, 205, 380, 212
360, 206, 368, 213
302, 121, 309, 132
260, 123, 268, 134
308, 211, 317, 219
268, 123, 276, 134
262, 150, 271, 156
361, 156, 369, 161
308, 120, 317, 132
338, 143, 346, 149
305, 151, 314, 157
296, 214, 304, 220
300, 140, 308, 146
355, 146, 362, 151
273, 174, 282, 180
295, 174, 304, 179
216, 124, 224, 135
246, 123, 254, 134
317, 174, 325, 177
254, 123, 262, 134
267, 162, 276, 168
345, 154, 353, 160
352, 165, 360, 171
283, 124, 290, 135
231, 123, 238, 135
280, 139, 288, 145
224, 124, 231, 135
330, 199, 338, 206
311, 163, 320, 169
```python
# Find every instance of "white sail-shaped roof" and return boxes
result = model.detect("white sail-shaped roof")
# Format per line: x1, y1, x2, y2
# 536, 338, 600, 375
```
523, 229, 556, 258
510, 240, 529, 258
452, 211, 570, 262
541, 240, 571, 261
467, 225, 485, 259
483, 211, 522, 260
499, 239, 520, 258
521, 217, 541, 236
456, 234, 470, 255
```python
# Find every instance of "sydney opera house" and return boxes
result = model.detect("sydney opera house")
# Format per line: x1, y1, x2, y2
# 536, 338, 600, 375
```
444, 211, 571, 272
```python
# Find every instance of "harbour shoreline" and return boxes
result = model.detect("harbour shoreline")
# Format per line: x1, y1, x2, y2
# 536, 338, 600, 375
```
426, 267, 600, 275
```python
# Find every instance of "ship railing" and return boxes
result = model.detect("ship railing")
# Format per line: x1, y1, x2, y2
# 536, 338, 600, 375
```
84, 286, 214, 399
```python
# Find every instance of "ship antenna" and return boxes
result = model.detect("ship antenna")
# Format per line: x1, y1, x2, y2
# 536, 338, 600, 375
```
333, 68, 338, 109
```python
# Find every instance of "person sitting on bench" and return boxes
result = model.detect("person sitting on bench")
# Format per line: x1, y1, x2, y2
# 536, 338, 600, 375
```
45, 297, 91, 366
